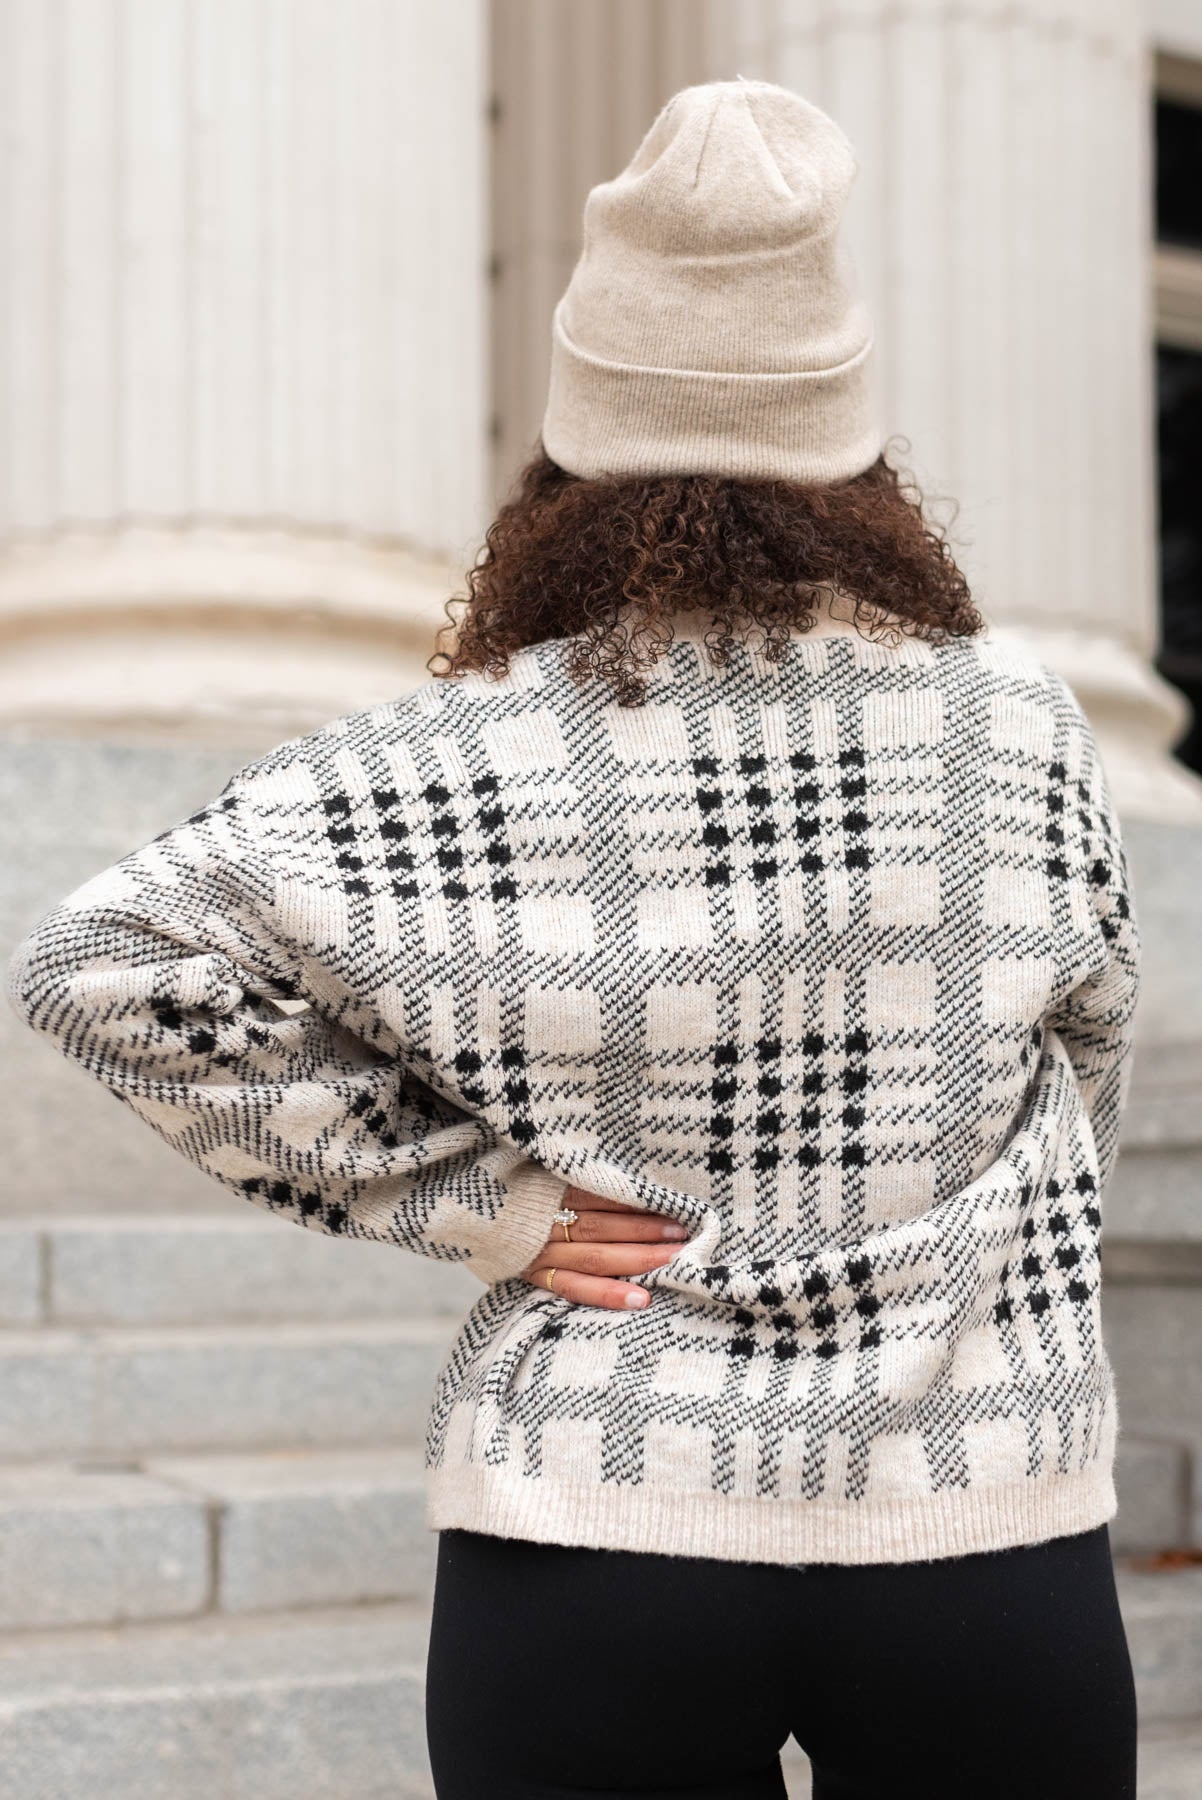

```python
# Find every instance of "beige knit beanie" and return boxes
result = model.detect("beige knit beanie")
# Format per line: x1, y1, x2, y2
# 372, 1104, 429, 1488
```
541, 77, 882, 486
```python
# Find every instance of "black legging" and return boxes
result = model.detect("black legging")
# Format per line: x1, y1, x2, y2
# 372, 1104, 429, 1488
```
425, 1521, 1137, 1799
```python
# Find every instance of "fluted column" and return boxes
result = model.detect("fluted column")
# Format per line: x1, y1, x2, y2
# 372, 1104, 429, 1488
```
488, 0, 722, 495
710, 0, 1199, 823
0, 0, 489, 746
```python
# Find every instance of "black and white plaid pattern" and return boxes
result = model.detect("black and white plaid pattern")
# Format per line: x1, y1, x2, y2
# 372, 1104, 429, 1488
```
7, 618, 1141, 1563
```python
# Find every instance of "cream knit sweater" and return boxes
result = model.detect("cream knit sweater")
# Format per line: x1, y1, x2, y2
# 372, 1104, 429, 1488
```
7, 594, 1141, 1565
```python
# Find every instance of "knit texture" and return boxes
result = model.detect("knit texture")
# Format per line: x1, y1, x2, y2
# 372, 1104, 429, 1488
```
8, 596, 1141, 1565
541, 78, 882, 484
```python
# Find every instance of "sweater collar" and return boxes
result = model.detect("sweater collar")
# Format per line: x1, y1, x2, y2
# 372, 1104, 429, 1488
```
616, 587, 909, 646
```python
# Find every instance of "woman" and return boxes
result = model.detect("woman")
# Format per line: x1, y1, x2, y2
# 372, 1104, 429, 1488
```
8, 79, 1140, 1800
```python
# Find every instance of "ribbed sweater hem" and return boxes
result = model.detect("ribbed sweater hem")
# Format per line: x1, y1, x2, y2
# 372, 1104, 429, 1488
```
424, 1463, 1118, 1567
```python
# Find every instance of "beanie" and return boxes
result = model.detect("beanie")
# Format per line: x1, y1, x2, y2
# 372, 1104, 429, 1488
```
541, 77, 882, 486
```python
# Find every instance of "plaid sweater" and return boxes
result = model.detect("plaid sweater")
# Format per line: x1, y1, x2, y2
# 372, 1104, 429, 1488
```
7, 596, 1141, 1565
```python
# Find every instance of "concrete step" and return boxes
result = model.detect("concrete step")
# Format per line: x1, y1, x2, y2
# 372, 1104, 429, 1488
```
0, 1602, 433, 1800
782, 1723, 1202, 1799
1114, 1433, 1196, 1554
1, 1217, 1198, 1551
1116, 1561, 1202, 1722
0, 1319, 450, 1460
1132, 1722, 1202, 1800
0, 1453, 1197, 1719
0, 1447, 434, 1631
0, 1214, 480, 1328
784, 1726, 1202, 1798
1138, 1721, 1202, 1800
0, 1601, 1195, 1800
3, 1215, 1198, 1548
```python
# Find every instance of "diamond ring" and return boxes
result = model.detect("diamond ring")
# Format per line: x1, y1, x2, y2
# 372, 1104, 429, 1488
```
552, 1206, 579, 1243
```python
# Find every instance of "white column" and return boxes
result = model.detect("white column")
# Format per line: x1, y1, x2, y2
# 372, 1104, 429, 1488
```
488, 0, 722, 497
0, 0, 489, 746
711, 0, 1200, 823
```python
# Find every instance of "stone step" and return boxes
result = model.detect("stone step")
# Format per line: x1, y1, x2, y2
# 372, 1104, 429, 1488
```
0, 1447, 434, 1631
1114, 1435, 1196, 1554
784, 1725, 1202, 1799
0, 1600, 1195, 1800
1116, 1561, 1202, 1723
785, 1722, 1202, 1800
1132, 1721, 1202, 1800
0, 1602, 433, 1800
0, 1319, 450, 1460
1, 1218, 1198, 1548
0, 1214, 480, 1328
6, 1452, 1199, 1704
0, 1447, 1197, 1723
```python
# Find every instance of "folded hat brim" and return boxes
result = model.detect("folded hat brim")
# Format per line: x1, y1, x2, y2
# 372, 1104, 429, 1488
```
541, 302, 882, 485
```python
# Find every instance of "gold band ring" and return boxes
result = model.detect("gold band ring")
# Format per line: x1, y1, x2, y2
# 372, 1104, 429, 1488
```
544, 1267, 558, 1292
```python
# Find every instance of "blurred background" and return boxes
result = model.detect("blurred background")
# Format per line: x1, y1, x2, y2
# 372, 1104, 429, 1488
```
0, 3, 1200, 1796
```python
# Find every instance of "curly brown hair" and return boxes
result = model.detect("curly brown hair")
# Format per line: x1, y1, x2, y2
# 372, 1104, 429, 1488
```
428, 439, 985, 706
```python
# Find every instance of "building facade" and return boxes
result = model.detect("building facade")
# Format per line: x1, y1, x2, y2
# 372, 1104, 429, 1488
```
0, 11, 1199, 1783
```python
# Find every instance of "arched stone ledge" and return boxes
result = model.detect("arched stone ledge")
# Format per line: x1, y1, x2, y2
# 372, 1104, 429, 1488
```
0, 527, 462, 751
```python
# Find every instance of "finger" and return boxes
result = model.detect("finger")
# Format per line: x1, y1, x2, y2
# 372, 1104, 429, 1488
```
530, 1241, 680, 1279
525, 1267, 651, 1310
562, 1186, 668, 1217
562, 1210, 689, 1242
560, 1187, 690, 1237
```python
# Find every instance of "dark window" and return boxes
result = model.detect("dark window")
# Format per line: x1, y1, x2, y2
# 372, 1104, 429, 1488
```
1155, 98, 1202, 250
1153, 83, 1202, 776
1155, 344, 1202, 774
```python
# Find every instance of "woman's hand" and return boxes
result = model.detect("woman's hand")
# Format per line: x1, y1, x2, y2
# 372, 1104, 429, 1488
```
520, 1186, 689, 1309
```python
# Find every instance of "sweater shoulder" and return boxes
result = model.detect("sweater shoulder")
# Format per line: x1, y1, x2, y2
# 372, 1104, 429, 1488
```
949, 625, 1074, 696
223, 643, 561, 804
945, 629, 1096, 739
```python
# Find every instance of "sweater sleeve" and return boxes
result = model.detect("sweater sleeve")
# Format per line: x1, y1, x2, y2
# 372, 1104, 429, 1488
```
1045, 715, 1142, 1197
5, 767, 568, 1286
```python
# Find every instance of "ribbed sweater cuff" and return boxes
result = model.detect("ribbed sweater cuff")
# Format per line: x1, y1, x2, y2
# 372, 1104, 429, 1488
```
468, 1162, 571, 1287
